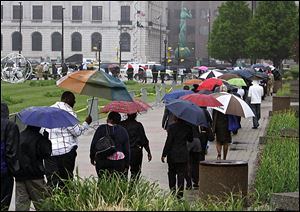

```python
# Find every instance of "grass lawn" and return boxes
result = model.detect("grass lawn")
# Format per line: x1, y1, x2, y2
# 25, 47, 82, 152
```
1, 79, 181, 122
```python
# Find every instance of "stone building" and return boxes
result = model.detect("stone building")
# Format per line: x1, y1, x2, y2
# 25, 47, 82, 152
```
1, 1, 168, 64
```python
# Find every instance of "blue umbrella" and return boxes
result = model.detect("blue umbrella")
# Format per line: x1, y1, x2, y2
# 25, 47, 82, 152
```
162, 89, 194, 103
165, 99, 208, 127
17, 106, 79, 129
230, 69, 254, 79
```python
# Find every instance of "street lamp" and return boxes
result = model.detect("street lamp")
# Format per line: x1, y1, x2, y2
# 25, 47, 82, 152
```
207, 8, 211, 67
61, 7, 65, 65
159, 16, 162, 64
177, 43, 180, 66
164, 39, 167, 69
98, 41, 101, 72
18, 2, 22, 55
119, 40, 122, 68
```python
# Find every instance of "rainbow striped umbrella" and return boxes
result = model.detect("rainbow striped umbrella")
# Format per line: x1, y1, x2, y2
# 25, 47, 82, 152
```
56, 70, 133, 101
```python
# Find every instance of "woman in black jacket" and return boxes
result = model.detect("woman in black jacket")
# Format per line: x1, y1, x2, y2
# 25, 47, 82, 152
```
120, 113, 152, 180
90, 112, 130, 178
161, 117, 193, 199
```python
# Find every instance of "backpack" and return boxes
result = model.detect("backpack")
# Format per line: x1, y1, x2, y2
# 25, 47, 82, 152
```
94, 125, 116, 159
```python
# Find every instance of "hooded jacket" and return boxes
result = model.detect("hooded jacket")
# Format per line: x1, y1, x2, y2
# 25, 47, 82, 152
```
1, 102, 20, 174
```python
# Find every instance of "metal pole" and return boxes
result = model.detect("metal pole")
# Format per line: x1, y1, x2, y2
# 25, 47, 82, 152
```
19, 2, 22, 55
119, 40, 122, 68
61, 7, 65, 65
178, 43, 180, 66
98, 41, 101, 72
164, 40, 167, 69
159, 17, 162, 64
208, 8, 211, 67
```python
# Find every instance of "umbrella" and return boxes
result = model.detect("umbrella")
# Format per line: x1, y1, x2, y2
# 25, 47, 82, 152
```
100, 99, 152, 114
17, 106, 79, 129
209, 92, 255, 118
165, 99, 208, 127
56, 70, 133, 102
197, 78, 223, 91
183, 79, 203, 85
162, 89, 194, 103
180, 93, 223, 107
124, 63, 133, 69
230, 69, 254, 79
199, 66, 208, 71
199, 70, 223, 79
218, 73, 241, 81
227, 78, 247, 87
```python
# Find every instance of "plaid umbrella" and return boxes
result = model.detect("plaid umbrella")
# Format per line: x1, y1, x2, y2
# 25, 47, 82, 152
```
56, 70, 133, 102
100, 99, 152, 114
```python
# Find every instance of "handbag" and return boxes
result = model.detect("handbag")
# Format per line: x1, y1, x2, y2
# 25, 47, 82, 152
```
95, 125, 116, 159
207, 126, 215, 141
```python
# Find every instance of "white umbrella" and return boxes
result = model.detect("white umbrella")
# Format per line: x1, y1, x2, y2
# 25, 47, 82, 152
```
209, 92, 255, 118
199, 70, 223, 79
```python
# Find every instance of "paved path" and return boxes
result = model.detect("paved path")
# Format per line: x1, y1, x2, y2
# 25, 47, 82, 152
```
75, 95, 272, 190
8, 95, 272, 210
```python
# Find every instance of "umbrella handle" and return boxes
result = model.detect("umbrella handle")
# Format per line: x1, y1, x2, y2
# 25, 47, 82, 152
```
88, 97, 94, 116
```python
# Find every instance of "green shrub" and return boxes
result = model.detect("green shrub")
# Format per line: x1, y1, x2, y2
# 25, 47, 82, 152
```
29, 80, 56, 87
290, 65, 299, 79
44, 90, 64, 97
275, 83, 290, 96
1, 95, 24, 105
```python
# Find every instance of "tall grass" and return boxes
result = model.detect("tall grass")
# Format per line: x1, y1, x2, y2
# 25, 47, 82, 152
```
37, 171, 262, 211
266, 110, 299, 136
254, 137, 299, 202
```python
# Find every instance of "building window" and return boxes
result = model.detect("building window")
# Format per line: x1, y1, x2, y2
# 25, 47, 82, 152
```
71, 32, 82, 51
92, 6, 102, 21
120, 32, 130, 52
52, 6, 62, 20
91, 32, 102, 51
200, 9, 208, 20
32, 32, 42, 51
32, 5, 43, 20
72, 6, 82, 21
12, 31, 22, 51
13, 5, 23, 20
121, 6, 130, 23
51, 32, 62, 51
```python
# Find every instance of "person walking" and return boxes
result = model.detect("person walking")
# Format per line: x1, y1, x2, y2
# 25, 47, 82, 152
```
162, 108, 176, 131
267, 71, 274, 96
160, 68, 166, 84
44, 91, 92, 189
1, 103, 20, 211
90, 112, 130, 178
14, 126, 52, 211
127, 66, 134, 80
161, 117, 193, 199
120, 113, 152, 180
248, 80, 264, 129
178, 68, 185, 84
151, 65, 158, 83
212, 110, 231, 160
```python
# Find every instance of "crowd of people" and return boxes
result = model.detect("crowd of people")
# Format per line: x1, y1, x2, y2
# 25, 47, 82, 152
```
1, 64, 273, 209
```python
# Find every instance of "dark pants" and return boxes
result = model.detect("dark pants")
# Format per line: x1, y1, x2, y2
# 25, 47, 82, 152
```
1, 172, 14, 211
160, 73, 165, 84
168, 162, 186, 198
129, 147, 143, 179
152, 73, 158, 83
185, 152, 201, 187
250, 103, 261, 128
96, 158, 126, 178
44, 146, 77, 189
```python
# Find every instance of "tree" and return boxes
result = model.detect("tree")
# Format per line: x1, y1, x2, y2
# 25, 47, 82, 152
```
208, 1, 251, 66
246, 1, 298, 68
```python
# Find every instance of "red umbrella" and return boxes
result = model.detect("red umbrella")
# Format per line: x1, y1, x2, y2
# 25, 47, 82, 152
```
180, 93, 223, 107
100, 100, 152, 114
197, 78, 223, 91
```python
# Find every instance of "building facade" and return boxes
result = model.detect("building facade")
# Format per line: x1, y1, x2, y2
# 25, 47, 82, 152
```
1, 1, 168, 64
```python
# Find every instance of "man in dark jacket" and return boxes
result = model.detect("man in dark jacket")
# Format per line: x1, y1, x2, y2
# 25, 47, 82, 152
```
120, 113, 152, 180
14, 125, 52, 211
151, 65, 158, 83
161, 117, 193, 199
1, 102, 20, 211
